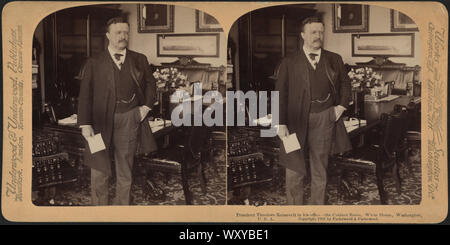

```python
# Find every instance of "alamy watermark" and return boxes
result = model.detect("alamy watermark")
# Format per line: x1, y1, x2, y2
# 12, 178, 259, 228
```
170, 83, 279, 137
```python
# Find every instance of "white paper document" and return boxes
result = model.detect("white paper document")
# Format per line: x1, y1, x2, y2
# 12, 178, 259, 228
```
281, 133, 301, 154
344, 118, 367, 133
149, 119, 172, 133
87, 133, 106, 154
252, 114, 273, 126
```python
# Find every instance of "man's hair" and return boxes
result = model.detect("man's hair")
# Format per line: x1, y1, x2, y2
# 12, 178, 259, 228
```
300, 16, 323, 33
106, 16, 129, 32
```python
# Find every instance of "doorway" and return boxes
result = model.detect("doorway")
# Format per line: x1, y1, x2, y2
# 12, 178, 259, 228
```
232, 4, 318, 92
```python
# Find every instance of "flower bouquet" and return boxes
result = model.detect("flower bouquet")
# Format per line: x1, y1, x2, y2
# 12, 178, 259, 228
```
153, 67, 189, 93
348, 67, 393, 100
152, 67, 191, 118
348, 67, 383, 91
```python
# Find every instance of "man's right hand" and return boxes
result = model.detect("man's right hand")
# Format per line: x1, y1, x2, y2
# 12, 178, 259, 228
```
277, 124, 289, 138
81, 125, 94, 140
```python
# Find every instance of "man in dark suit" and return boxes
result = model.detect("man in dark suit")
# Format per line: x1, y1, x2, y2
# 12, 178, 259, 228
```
78, 17, 157, 205
276, 16, 352, 205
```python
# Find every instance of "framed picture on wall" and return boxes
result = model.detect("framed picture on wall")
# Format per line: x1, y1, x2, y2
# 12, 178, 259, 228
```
333, 4, 369, 33
137, 4, 174, 33
195, 10, 223, 32
157, 33, 220, 57
352, 33, 415, 57
391, 10, 419, 32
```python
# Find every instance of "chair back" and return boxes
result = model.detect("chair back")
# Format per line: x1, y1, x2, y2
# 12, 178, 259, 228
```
379, 109, 407, 157
393, 104, 409, 141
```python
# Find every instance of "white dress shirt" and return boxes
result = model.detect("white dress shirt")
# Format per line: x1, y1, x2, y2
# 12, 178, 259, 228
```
303, 46, 321, 70
108, 46, 127, 70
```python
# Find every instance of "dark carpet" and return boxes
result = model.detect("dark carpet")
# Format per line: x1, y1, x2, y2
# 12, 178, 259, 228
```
33, 149, 226, 206
228, 150, 422, 205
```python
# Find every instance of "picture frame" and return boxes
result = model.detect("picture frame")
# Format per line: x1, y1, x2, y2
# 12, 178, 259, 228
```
195, 10, 223, 32
137, 4, 174, 33
391, 10, 419, 32
333, 4, 369, 33
157, 33, 220, 57
351, 33, 415, 57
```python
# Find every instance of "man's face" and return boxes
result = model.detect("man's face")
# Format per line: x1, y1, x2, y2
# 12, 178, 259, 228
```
301, 22, 324, 51
106, 23, 129, 50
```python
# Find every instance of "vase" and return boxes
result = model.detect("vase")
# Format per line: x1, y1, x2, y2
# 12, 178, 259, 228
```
162, 88, 191, 120
160, 89, 175, 119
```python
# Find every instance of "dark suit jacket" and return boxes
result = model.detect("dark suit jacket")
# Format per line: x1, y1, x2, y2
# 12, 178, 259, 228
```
275, 48, 353, 173
78, 49, 158, 176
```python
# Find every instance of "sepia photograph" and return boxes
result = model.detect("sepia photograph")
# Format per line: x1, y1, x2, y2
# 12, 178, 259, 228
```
31, 3, 228, 206
227, 3, 422, 205
352, 33, 415, 57
333, 4, 369, 33
157, 33, 220, 57
196, 10, 224, 32
137, 4, 174, 33
1, 1, 447, 224
391, 9, 419, 32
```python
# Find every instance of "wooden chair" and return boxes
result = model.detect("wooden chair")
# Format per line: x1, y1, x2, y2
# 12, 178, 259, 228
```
134, 126, 209, 205
392, 104, 414, 176
205, 129, 226, 175
391, 103, 421, 178
405, 102, 421, 175
332, 112, 407, 204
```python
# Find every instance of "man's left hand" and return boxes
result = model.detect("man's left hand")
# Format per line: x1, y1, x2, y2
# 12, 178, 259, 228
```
334, 105, 346, 121
138, 105, 151, 122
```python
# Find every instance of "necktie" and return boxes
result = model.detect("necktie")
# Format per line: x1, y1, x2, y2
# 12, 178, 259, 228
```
113, 53, 123, 69
309, 53, 318, 68
114, 53, 123, 61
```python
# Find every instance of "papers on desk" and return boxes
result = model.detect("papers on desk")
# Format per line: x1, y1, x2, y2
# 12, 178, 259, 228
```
411, 97, 421, 104
252, 114, 273, 126
280, 133, 301, 154
149, 119, 171, 133
344, 118, 367, 133
365, 94, 399, 102
86, 133, 106, 154
58, 114, 77, 125
170, 93, 203, 103
83, 119, 170, 154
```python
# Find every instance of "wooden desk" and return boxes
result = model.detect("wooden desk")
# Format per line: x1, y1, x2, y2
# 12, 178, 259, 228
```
40, 121, 175, 188
41, 120, 214, 205
345, 119, 382, 149
42, 122, 174, 156
364, 95, 419, 122
347, 119, 381, 137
